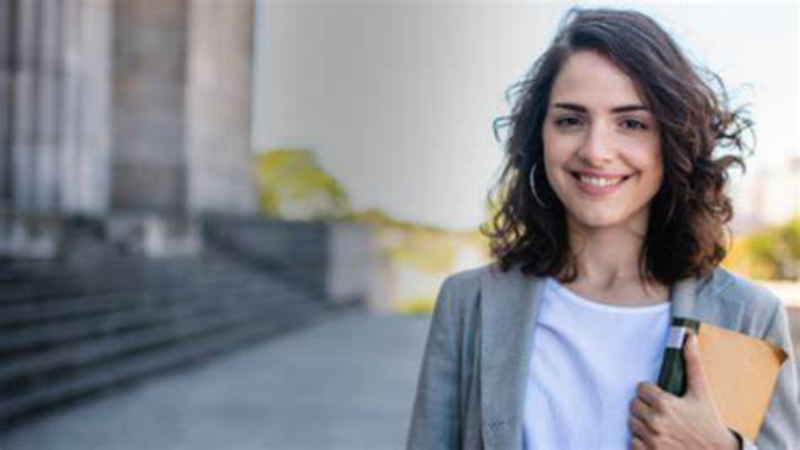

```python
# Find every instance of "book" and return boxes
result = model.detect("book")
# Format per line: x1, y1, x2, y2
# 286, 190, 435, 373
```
657, 317, 788, 442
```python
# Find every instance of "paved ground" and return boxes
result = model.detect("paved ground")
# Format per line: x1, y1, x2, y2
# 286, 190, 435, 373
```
4, 302, 797, 450
1, 311, 431, 450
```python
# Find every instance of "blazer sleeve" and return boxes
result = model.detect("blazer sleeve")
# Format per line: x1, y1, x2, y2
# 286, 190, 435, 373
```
752, 302, 800, 450
407, 277, 462, 449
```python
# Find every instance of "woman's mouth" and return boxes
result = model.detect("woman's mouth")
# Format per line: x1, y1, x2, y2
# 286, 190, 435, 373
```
570, 171, 634, 196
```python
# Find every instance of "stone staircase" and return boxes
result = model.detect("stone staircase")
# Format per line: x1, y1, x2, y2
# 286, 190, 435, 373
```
0, 222, 352, 428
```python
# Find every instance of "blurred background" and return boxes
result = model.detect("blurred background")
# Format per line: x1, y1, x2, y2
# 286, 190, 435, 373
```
0, 0, 797, 448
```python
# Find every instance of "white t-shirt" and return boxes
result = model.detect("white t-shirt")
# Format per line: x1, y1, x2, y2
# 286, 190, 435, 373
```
523, 277, 671, 450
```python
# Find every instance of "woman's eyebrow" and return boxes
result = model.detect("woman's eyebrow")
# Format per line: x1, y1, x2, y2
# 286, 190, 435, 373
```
611, 105, 649, 113
551, 103, 650, 113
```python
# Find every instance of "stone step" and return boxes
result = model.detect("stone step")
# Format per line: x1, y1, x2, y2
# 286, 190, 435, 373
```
0, 271, 268, 329
0, 300, 341, 423
0, 278, 299, 355
0, 255, 198, 283
0, 257, 237, 304
0, 219, 342, 427
0, 288, 315, 389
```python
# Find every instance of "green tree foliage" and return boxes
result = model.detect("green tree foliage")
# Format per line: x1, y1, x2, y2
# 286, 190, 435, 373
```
725, 216, 800, 280
346, 208, 442, 232
255, 149, 351, 220
347, 207, 490, 274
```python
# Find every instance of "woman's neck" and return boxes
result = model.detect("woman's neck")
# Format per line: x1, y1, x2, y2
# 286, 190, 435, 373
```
566, 223, 645, 288
559, 214, 668, 305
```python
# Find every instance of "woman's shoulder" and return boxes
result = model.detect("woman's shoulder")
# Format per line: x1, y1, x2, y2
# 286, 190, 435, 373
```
709, 266, 783, 310
439, 264, 492, 300
440, 262, 529, 297
705, 266, 789, 336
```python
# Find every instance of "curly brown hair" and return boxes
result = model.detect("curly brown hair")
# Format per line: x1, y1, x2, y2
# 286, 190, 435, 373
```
482, 7, 753, 286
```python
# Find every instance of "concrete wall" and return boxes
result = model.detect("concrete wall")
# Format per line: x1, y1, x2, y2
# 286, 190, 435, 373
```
326, 222, 385, 306
251, 2, 560, 230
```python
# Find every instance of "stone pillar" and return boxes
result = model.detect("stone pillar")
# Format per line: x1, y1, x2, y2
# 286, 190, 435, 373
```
63, 0, 112, 215
0, 0, 112, 216
0, 0, 256, 258
0, 0, 13, 206
111, 0, 257, 216
184, 0, 257, 214
111, 0, 189, 214
8, 0, 38, 212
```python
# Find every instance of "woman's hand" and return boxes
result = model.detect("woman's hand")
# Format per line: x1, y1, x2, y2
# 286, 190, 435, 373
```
628, 333, 740, 450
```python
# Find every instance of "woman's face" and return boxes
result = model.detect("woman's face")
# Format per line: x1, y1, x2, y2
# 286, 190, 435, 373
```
542, 50, 663, 234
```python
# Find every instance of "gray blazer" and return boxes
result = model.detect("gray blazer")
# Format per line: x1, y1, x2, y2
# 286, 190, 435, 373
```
407, 264, 799, 449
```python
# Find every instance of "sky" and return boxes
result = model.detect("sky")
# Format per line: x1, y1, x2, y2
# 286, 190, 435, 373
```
252, 0, 799, 231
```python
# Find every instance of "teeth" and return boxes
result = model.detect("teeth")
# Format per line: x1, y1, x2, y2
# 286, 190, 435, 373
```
579, 175, 624, 187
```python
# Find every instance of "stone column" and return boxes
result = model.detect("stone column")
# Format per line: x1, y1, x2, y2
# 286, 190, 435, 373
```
184, 0, 257, 215
0, 0, 13, 206
63, 0, 112, 215
0, 0, 111, 216
8, 0, 38, 212
111, 0, 257, 216
107, 0, 256, 257
111, 0, 189, 214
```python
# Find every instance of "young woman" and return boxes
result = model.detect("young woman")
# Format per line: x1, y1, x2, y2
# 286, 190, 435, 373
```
407, 8, 798, 450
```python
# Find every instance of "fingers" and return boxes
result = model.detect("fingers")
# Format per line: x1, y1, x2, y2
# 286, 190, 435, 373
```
630, 384, 673, 448
631, 431, 649, 450
683, 333, 710, 399
629, 415, 655, 449
635, 382, 673, 411
630, 395, 661, 434
630, 397, 653, 425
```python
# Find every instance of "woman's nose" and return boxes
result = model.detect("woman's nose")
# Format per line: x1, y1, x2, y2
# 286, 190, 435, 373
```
578, 123, 616, 165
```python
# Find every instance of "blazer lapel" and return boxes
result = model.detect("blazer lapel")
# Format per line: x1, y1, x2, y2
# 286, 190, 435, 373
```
670, 269, 743, 330
480, 266, 544, 449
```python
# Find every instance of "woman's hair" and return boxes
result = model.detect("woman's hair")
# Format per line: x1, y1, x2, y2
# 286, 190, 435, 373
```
483, 7, 753, 285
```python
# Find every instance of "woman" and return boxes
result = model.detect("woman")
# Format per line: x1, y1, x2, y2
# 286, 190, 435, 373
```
407, 8, 798, 450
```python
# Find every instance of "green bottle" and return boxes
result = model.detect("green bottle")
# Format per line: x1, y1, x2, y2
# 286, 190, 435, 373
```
657, 317, 700, 396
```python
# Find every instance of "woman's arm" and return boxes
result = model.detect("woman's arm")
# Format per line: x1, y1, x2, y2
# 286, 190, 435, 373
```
407, 277, 462, 449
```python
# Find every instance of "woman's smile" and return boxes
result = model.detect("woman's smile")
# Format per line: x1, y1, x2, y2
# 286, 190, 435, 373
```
569, 170, 636, 197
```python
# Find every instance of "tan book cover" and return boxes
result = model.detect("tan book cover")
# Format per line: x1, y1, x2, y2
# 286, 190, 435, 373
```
697, 322, 788, 442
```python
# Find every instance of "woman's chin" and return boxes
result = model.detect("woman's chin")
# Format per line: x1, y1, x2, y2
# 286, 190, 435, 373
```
567, 209, 628, 230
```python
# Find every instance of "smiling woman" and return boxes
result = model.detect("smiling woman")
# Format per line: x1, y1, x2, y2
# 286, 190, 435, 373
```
407, 7, 798, 450
485, 11, 752, 291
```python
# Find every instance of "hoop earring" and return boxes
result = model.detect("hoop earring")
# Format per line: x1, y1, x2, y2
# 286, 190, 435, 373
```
529, 163, 549, 208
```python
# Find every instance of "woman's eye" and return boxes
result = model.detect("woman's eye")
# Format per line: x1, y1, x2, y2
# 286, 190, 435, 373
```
621, 119, 647, 130
554, 117, 583, 128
